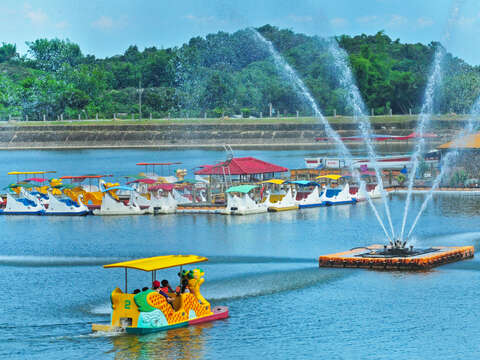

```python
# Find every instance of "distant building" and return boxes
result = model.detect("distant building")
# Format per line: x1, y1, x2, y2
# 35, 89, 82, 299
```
437, 132, 480, 184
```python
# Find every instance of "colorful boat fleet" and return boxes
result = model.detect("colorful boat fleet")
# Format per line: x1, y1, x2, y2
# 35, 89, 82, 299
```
0, 157, 383, 216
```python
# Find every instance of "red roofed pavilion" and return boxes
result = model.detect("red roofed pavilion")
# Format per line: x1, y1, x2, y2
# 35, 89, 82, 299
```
195, 157, 288, 181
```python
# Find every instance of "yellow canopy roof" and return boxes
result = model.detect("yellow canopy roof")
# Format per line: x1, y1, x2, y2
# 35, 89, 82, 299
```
8, 171, 56, 175
103, 255, 208, 271
438, 132, 480, 149
316, 174, 343, 180
261, 179, 285, 185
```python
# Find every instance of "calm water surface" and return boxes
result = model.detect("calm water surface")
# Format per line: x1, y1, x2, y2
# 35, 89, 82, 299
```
0, 149, 479, 360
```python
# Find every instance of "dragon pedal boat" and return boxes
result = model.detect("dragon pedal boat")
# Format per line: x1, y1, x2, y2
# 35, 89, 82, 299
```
92, 255, 228, 334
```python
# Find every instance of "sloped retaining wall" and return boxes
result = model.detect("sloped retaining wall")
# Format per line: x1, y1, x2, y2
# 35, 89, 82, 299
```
0, 122, 448, 149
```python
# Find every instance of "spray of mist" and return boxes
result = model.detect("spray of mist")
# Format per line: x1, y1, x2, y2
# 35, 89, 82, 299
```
251, 28, 392, 241
407, 97, 480, 237
327, 38, 395, 239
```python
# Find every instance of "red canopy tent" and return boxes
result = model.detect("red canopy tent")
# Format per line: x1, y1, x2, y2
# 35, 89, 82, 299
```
148, 184, 175, 192
195, 157, 288, 179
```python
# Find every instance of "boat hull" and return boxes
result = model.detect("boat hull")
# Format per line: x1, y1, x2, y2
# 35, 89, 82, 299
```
0, 210, 45, 215
324, 200, 357, 206
298, 203, 326, 209
44, 211, 89, 216
268, 205, 299, 212
93, 306, 229, 335
93, 210, 146, 216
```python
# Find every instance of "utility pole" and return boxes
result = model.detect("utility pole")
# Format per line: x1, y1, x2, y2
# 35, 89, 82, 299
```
137, 80, 144, 120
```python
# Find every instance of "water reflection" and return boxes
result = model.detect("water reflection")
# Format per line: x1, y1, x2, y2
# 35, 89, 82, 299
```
111, 323, 214, 360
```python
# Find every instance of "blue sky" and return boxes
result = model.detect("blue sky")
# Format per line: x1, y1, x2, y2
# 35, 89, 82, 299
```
1, 0, 480, 64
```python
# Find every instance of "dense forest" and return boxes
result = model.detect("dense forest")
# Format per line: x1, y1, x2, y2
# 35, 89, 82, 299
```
0, 24, 479, 120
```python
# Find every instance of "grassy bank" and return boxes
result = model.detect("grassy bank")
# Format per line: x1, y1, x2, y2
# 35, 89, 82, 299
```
0, 114, 477, 127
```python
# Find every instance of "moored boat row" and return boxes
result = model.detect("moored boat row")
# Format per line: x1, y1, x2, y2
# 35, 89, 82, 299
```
0, 157, 384, 216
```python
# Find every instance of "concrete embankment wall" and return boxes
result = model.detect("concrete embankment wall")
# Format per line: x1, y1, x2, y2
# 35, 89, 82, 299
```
0, 121, 456, 149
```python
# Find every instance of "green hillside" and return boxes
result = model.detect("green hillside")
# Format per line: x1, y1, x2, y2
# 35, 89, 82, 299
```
0, 25, 479, 121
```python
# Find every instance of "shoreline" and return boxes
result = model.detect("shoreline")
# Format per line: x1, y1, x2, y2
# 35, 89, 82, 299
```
0, 140, 443, 151
0, 121, 449, 150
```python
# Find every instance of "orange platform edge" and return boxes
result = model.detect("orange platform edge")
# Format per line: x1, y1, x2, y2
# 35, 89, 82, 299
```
319, 245, 474, 270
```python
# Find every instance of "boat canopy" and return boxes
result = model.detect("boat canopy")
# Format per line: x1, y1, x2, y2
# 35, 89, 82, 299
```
60, 175, 112, 180
175, 179, 198, 184
226, 185, 258, 193
136, 162, 182, 166
123, 174, 146, 179
148, 183, 175, 191
316, 175, 343, 180
24, 178, 48, 182
261, 179, 285, 185
52, 184, 77, 189
126, 178, 157, 185
104, 255, 208, 272
438, 132, 480, 149
101, 185, 135, 192
3, 183, 35, 189
8, 171, 56, 175
285, 180, 319, 186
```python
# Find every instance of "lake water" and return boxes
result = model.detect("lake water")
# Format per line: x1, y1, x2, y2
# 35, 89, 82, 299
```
1, 149, 479, 359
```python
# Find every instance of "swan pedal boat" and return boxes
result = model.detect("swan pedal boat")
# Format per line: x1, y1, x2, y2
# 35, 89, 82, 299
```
92, 255, 229, 334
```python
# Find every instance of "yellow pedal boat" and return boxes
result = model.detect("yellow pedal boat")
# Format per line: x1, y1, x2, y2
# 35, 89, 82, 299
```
92, 255, 228, 335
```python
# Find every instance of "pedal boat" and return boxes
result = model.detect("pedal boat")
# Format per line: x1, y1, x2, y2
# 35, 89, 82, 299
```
93, 185, 146, 216
0, 188, 46, 215
320, 183, 357, 206
44, 192, 89, 216
91, 255, 229, 334
221, 185, 267, 215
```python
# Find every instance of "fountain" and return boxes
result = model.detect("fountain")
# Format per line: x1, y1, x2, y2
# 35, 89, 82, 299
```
406, 96, 480, 238
399, 0, 465, 242
399, 45, 444, 242
252, 3, 474, 269
251, 29, 392, 242
327, 38, 395, 239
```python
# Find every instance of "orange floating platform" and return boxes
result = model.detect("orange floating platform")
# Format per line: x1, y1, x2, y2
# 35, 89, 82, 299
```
319, 244, 474, 271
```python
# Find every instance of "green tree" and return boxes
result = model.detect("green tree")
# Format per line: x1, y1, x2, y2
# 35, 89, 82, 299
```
0, 43, 17, 63
26, 38, 83, 72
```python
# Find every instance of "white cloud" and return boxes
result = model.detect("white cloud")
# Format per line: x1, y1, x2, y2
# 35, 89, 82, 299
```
24, 6, 48, 25
356, 16, 377, 24
92, 16, 114, 29
388, 15, 407, 27
55, 21, 69, 29
417, 17, 433, 28
183, 14, 215, 23
289, 15, 313, 23
330, 17, 347, 27
91, 15, 128, 30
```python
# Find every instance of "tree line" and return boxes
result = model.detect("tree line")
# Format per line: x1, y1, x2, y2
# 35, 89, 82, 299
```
0, 24, 479, 120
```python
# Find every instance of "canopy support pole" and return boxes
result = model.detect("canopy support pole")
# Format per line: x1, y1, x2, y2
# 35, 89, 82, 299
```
125, 268, 128, 293
179, 265, 183, 286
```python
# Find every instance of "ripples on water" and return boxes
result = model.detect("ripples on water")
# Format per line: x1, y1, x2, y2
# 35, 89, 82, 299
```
0, 150, 480, 359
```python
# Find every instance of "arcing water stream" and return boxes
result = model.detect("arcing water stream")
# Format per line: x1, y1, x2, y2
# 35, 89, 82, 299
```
400, 0, 465, 241
251, 29, 392, 241
407, 97, 480, 237
327, 38, 395, 240
399, 46, 445, 241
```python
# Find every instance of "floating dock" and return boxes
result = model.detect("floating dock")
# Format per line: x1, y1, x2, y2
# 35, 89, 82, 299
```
319, 244, 474, 270
176, 203, 226, 214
